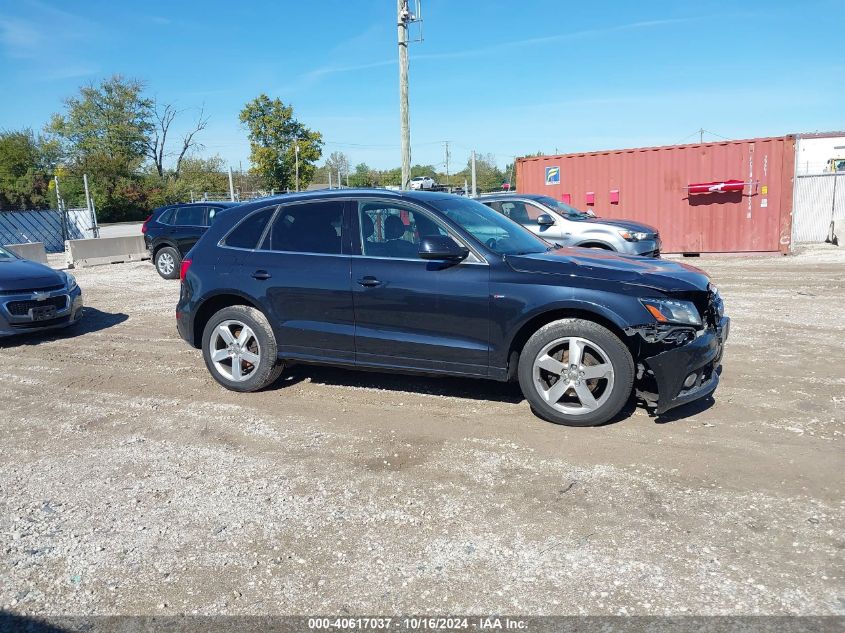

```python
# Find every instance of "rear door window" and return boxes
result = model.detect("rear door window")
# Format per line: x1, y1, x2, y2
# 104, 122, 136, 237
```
174, 206, 206, 227
224, 207, 276, 249
262, 201, 344, 254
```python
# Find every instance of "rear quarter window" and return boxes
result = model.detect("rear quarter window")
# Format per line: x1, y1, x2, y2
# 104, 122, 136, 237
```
157, 208, 175, 224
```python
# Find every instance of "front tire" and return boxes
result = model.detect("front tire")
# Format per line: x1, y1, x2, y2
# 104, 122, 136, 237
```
155, 246, 180, 280
518, 318, 634, 426
201, 306, 284, 392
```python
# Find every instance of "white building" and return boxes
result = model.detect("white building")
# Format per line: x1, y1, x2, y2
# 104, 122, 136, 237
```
795, 132, 845, 175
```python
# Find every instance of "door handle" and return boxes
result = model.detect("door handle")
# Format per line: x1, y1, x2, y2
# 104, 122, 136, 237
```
251, 270, 271, 280
357, 276, 382, 288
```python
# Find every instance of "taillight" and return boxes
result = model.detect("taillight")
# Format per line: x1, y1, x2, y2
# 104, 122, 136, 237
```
141, 215, 152, 234
180, 259, 192, 282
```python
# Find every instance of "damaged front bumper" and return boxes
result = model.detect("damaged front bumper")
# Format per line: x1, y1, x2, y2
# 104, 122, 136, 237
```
631, 316, 730, 415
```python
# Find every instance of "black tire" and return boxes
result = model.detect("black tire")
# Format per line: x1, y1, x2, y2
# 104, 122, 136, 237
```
155, 246, 181, 280
517, 318, 634, 426
201, 305, 284, 392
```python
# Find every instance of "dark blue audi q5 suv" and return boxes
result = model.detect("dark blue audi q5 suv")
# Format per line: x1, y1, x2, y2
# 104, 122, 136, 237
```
176, 189, 729, 426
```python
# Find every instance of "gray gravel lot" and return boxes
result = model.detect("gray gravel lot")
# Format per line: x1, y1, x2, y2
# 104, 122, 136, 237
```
1, 244, 843, 616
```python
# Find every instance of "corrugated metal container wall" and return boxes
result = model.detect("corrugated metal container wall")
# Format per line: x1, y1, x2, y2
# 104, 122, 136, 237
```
516, 136, 796, 253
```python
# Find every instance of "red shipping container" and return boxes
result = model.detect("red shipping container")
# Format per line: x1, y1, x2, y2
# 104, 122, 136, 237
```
516, 136, 796, 253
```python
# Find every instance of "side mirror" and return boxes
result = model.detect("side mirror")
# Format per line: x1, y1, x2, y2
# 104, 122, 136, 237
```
418, 236, 469, 262
537, 214, 555, 227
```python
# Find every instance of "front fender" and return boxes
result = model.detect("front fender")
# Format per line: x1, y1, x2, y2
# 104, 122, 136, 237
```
491, 285, 643, 370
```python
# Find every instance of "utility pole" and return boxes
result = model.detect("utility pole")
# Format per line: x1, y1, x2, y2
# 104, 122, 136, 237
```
227, 166, 235, 201
471, 150, 477, 197
444, 141, 450, 188
397, 0, 411, 189
328, 171, 333, 189
338, 167, 342, 189
699, 128, 704, 144
295, 141, 300, 192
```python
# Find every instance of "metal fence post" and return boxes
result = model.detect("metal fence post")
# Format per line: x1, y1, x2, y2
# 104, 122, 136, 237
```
82, 173, 100, 238
54, 175, 68, 243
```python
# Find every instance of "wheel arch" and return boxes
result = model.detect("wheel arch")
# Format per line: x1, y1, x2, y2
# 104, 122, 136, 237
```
505, 304, 631, 380
573, 239, 615, 250
191, 291, 262, 348
152, 240, 179, 259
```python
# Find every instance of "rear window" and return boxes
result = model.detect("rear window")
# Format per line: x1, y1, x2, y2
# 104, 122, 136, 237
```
224, 207, 276, 249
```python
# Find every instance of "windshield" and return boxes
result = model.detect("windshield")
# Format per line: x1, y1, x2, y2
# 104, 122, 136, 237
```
0, 245, 16, 260
534, 196, 595, 219
429, 197, 550, 255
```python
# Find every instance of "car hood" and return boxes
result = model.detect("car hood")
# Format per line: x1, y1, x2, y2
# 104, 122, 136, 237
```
505, 247, 710, 293
581, 217, 659, 234
0, 258, 66, 292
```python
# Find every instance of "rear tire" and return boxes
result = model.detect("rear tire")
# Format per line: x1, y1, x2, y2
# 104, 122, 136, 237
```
155, 246, 180, 280
201, 306, 284, 392
518, 318, 634, 426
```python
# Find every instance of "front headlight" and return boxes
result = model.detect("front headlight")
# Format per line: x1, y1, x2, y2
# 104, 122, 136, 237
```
65, 273, 78, 291
619, 230, 650, 242
711, 287, 725, 318
640, 298, 702, 326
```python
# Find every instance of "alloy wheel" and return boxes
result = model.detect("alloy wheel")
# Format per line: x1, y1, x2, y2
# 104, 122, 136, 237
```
157, 252, 175, 276
208, 320, 261, 382
532, 336, 615, 415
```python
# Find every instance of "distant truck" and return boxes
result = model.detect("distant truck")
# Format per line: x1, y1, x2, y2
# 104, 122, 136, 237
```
826, 157, 845, 172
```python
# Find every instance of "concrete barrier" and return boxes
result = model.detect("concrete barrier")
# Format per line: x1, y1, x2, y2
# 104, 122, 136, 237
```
66, 235, 150, 269
5, 241, 49, 264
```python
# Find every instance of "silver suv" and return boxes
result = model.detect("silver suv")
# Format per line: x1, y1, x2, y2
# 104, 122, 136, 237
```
478, 193, 661, 257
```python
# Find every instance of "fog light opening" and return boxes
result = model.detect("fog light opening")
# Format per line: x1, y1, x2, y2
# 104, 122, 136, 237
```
683, 372, 698, 389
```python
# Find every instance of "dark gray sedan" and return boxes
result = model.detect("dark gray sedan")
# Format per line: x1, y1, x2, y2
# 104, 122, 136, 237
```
0, 245, 83, 337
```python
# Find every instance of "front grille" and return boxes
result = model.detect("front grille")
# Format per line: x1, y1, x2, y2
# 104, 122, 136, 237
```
0, 283, 65, 296
6, 295, 67, 316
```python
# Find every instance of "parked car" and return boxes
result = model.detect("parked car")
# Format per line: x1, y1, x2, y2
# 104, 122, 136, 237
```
409, 176, 436, 190
0, 244, 83, 337
143, 202, 239, 279
175, 190, 728, 427
478, 193, 661, 257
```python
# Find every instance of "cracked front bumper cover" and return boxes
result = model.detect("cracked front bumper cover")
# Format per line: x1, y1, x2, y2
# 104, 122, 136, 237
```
643, 316, 730, 414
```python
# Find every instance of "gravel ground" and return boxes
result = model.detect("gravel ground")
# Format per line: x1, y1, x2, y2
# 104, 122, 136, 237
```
1, 244, 843, 616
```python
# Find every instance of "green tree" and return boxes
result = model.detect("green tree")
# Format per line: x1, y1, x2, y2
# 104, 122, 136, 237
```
0, 129, 57, 210
322, 151, 350, 185
456, 153, 504, 193
348, 162, 374, 187
410, 164, 437, 179
239, 94, 322, 191
47, 75, 153, 220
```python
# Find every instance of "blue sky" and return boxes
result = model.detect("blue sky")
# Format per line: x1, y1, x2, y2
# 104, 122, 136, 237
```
0, 0, 842, 171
